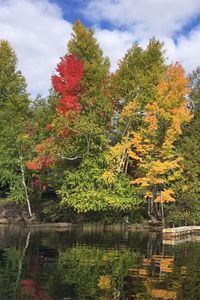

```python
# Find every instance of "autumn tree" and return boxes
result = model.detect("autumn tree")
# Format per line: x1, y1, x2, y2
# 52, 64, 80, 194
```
56, 21, 128, 213
25, 55, 84, 197
48, 29, 166, 214
168, 67, 200, 225
105, 64, 192, 225
0, 40, 32, 216
106, 39, 166, 177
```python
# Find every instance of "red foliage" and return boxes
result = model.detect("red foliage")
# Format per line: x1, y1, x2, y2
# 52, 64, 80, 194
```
59, 127, 73, 138
52, 54, 84, 114
37, 156, 54, 168
46, 137, 53, 144
26, 55, 83, 175
35, 144, 44, 153
32, 177, 42, 187
26, 161, 40, 170
45, 123, 54, 131
21, 279, 49, 300
32, 177, 48, 191
26, 156, 54, 171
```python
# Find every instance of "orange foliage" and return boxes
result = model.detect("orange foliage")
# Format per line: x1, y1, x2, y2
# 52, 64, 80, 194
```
145, 280, 177, 300
106, 63, 192, 205
26, 155, 54, 171
35, 144, 44, 153
26, 161, 40, 171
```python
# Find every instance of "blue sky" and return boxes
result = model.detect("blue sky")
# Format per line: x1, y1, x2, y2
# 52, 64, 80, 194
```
0, 0, 200, 96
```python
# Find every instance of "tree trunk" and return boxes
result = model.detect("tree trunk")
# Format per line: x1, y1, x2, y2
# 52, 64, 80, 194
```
14, 231, 31, 296
160, 197, 165, 228
18, 148, 32, 218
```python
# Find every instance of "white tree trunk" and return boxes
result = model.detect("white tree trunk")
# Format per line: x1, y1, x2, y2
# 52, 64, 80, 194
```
19, 149, 32, 218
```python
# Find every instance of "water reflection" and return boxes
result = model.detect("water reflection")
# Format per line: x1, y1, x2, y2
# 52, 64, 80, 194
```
0, 226, 199, 299
124, 255, 176, 299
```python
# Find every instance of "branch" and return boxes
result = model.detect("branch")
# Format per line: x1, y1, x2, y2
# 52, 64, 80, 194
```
57, 154, 81, 161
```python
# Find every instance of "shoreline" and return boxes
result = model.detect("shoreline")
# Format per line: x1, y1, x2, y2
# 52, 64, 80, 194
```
0, 219, 162, 232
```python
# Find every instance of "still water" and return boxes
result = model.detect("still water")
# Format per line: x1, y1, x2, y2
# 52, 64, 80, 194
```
0, 225, 199, 300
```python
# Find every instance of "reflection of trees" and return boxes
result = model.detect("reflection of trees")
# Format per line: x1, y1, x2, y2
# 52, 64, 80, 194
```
123, 251, 177, 299
58, 246, 140, 299
21, 279, 50, 300
3, 229, 200, 299
0, 247, 21, 298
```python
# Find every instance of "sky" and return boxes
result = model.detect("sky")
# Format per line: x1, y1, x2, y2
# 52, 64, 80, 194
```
0, 0, 200, 97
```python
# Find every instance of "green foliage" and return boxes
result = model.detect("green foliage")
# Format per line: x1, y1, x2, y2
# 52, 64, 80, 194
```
58, 157, 142, 213
0, 247, 22, 299
112, 38, 165, 106
58, 245, 138, 299
0, 25, 198, 224
168, 67, 200, 225
0, 40, 30, 203
67, 20, 113, 157
110, 38, 166, 153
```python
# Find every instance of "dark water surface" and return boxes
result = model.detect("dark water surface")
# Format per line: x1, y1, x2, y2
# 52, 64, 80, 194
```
0, 226, 199, 299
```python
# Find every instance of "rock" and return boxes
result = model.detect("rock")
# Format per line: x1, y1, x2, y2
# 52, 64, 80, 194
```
0, 201, 28, 224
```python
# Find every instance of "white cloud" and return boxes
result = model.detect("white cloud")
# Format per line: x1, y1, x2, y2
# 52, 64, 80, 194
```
0, 0, 200, 97
95, 28, 134, 70
94, 26, 200, 75
169, 28, 200, 72
0, 0, 72, 97
86, 0, 200, 74
84, 0, 200, 37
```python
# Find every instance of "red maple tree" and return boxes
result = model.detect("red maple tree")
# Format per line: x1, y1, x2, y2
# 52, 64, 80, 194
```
52, 54, 84, 114
26, 55, 84, 173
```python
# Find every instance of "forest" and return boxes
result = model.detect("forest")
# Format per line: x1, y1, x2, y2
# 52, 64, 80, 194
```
0, 20, 200, 226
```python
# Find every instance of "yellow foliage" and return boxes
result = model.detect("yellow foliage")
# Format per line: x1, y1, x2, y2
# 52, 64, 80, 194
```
148, 159, 180, 175
160, 257, 174, 273
104, 63, 192, 206
144, 191, 153, 199
127, 149, 142, 161
98, 275, 112, 290
155, 63, 189, 112
145, 113, 158, 131
154, 189, 175, 203
101, 170, 115, 184
120, 100, 138, 118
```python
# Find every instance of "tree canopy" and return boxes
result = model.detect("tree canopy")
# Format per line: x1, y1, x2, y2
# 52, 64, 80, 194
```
0, 21, 198, 226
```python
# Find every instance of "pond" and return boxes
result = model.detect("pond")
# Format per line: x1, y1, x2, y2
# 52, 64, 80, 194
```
0, 225, 199, 300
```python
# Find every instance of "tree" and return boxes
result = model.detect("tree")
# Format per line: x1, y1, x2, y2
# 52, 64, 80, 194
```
56, 21, 121, 213
106, 39, 166, 177
111, 38, 165, 110
0, 40, 33, 217
169, 67, 200, 225
26, 54, 84, 167
67, 20, 113, 156
105, 63, 192, 225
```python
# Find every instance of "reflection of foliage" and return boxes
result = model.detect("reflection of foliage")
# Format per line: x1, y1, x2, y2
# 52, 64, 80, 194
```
123, 255, 178, 299
0, 247, 22, 299
21, 279, 49, 300
58, 246, 139, 299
